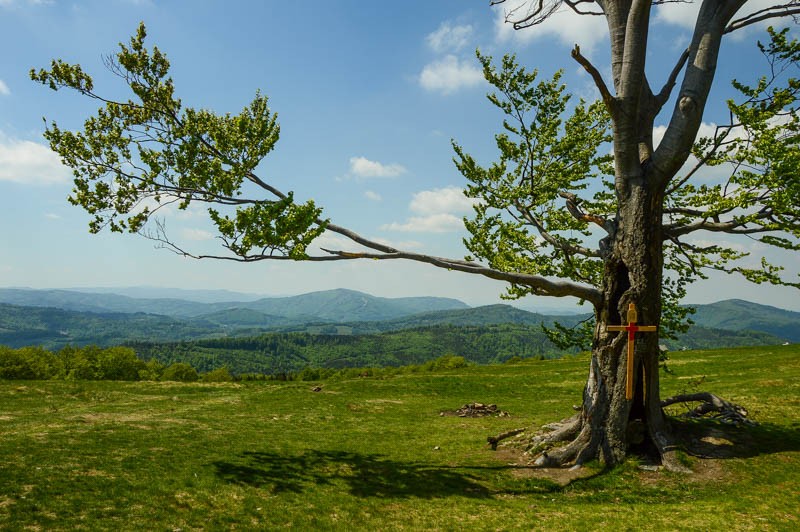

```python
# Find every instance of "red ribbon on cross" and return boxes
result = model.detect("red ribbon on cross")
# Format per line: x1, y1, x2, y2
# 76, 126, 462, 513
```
607, 303, 657, 400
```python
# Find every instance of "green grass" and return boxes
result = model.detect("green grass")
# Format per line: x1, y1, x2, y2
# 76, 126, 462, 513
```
1, 345, 798, 530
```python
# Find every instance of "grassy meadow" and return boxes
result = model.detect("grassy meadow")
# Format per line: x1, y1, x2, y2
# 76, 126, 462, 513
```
1, 344, 798, 530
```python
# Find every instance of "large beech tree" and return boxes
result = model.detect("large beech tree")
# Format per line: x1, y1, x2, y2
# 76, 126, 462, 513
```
33, 2, 800, 471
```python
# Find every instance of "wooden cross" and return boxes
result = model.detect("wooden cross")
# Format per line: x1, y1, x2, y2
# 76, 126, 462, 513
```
607, 303, 657, 400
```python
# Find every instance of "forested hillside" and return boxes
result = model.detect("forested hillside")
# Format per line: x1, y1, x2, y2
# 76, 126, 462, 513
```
129, 324, 562, 374
692, 300, 800, 342
127, 323, 785, 375
0, 304, 225, 347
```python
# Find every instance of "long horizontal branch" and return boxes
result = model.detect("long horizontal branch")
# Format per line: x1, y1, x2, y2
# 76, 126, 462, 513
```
145, 220, 602, 305
664, 218, 778, 238
143, 182, 603, 305
318, 248, 603, 305
662, 202, 742, 219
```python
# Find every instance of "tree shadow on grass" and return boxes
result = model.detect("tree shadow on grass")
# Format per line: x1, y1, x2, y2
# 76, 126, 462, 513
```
212, 450, 567, 498
671, 419, 800, 459
213, 450, 491, 498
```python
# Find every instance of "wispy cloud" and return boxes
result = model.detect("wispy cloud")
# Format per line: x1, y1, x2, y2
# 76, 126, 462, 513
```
349, 156, 406, 178
0, 133, 70, 185
0, 80, 10, 96
364, 190, 382, 201
419, 55, 484, 95
0, 0, 54, 7
370, 236, 422, 250
181, 228, 215, 241
426, 22, 473, 53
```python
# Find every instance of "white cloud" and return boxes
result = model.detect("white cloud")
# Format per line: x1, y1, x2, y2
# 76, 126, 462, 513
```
44, 213, 61, 219
349, 156, 406, 178
426, 22, 473, 53
493, 0, 608, 54
0, 134, 70, 185
382, 186, 478, 233
364, 190, 382, 201
419, 55, 484, 95
181, 228, 215, 241
409, 186, 478, 215
653, 0, 701, 29
381, 213, 464, 233
0, 80, 9, 96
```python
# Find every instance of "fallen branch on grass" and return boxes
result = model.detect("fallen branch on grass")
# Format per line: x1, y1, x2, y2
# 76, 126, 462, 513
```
661, 392, 757, 426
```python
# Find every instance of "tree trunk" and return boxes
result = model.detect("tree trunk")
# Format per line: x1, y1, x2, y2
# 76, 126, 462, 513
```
531, 181, 688, 471
587, 181, 686, 470
528, 1, 739, 472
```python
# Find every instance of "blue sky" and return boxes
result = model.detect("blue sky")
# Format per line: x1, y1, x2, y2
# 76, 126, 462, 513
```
1, 0, 798, 311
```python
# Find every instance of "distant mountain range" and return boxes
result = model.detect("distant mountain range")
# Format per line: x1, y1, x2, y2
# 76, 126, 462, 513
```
0, 288, 797, 352
0, 287, 468, 321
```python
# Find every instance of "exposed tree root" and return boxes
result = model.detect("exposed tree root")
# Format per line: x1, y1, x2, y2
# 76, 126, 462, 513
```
493, 417, 692, 473
487, 414, 594, 468
489, 392, 754, 474
533, 425, 592, 467
661, 392, 757, 426
487, 428, 526, 450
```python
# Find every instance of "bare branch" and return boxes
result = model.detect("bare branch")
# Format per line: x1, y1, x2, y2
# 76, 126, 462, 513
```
655, 48, 689, 111
725, 2, 800, 34
571, 45, 617, 113
490, 0, 602, 31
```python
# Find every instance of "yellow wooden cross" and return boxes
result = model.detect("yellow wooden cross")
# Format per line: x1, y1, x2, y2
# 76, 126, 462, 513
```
607, 303, 658, 400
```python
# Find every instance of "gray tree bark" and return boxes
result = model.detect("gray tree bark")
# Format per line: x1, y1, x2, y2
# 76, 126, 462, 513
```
526, 0, 748, 471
